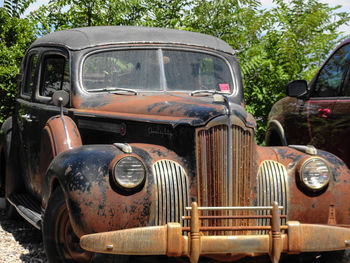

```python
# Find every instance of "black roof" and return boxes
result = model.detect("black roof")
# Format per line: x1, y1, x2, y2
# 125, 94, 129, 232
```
30, 26, 235, 54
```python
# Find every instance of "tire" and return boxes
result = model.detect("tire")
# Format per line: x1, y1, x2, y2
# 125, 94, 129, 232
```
1, 147, 19, 219
43, 187, 93, 263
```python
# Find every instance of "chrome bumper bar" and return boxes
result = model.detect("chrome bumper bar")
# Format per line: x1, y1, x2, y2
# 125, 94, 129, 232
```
80, 202, 350, 263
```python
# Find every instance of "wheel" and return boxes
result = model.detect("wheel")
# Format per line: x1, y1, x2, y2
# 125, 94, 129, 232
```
43, 187, 93, 263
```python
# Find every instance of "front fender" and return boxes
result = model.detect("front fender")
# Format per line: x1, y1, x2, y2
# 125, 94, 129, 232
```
261, 146, 350, 225
43, 143, 187, 238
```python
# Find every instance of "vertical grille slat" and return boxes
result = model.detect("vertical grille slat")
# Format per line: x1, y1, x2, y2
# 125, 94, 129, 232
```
160, 162, 168, 224
170, 162, 179, 223
153, 160, 189, 226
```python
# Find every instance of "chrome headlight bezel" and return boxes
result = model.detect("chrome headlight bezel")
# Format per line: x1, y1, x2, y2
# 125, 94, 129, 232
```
299, 157, 330, 191
112, 155, 146, 190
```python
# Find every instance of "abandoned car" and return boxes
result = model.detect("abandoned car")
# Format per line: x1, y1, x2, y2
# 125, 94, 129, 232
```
1, 26, 350, 263
266, 38, 350, 168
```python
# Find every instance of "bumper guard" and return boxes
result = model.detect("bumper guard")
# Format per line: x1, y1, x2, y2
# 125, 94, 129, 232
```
80, 202, 350, 263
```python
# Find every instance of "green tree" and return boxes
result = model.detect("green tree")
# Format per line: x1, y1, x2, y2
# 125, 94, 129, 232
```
0, 7, 36, 123
30, 0, 192, 34
3, 0, 36, 17
143, 0, 190, 28
30, 0, 150, 34
184, 0, 264, 51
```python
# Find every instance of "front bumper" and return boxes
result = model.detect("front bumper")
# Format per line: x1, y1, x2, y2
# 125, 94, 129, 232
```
80, 202, 350, 263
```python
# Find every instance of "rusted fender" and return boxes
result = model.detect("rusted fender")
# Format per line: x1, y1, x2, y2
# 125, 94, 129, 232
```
39, 115, 82, 184
256, 146, 350, 225
42, 143, 187, 238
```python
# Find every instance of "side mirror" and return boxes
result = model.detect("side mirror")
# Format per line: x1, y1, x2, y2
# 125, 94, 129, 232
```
52, 90, 69, 117
286, 80, 308, 98
52, 90, 69, 107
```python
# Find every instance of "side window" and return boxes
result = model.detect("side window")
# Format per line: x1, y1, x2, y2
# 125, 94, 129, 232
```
312, 44, 350, 97
40, 55, 70, 98
23, 53, 38, 96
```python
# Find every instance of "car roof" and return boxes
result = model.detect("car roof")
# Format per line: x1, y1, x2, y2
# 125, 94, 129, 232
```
30, 26, 235, 55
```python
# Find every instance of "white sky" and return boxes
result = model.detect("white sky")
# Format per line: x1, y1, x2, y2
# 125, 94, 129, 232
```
0, 0, 349, 32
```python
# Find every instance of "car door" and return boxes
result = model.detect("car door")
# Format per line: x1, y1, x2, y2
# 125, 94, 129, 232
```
19, 48, 70, 197
328, 44, 350, 166
304, 43, 350, 154
16, 49, 41, 198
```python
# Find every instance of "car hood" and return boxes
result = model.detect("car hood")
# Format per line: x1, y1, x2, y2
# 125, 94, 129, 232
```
73, 93, 254, 127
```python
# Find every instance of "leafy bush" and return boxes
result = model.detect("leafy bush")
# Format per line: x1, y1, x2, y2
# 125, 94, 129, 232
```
0, 7, 36, 124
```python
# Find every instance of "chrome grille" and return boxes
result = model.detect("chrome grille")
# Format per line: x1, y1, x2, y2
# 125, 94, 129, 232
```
196, 122, 253, 234
197, 125, 228, 208
153, 160, 189, 226
232, 125, 253, 232
257, 160, 288, 231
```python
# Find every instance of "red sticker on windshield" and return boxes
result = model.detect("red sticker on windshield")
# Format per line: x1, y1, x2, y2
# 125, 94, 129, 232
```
219, 83, 230, 93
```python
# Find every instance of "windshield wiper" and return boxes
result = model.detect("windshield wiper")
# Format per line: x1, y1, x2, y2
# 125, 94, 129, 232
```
88, 87, 137, 95
190, 89, 228, 97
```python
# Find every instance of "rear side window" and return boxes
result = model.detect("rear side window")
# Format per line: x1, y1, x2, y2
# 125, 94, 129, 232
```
40, 55, 70, 97
312, 44, 350, 97
23, 53, 38, 96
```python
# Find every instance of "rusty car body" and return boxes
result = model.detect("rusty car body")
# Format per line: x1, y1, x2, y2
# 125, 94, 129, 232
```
266, 38, 350, 168
1, 26, 350, 263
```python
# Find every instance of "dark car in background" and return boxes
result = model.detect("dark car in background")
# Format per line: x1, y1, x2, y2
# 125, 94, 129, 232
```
266, 39, 350, 167
2, 26, 350, 263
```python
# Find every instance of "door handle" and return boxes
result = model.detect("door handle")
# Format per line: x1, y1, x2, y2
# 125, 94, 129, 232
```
318, 108, 331, 118
21, 114, 33, 122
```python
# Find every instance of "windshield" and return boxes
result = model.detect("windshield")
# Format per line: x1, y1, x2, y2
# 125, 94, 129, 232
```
82, 49, 233, 93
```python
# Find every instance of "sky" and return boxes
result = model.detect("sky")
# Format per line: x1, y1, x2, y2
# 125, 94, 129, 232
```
0, 0, 350, 32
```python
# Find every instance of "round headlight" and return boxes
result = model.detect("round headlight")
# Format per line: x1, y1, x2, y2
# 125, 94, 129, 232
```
300, 158, 330, 190
113, 156, 145, 189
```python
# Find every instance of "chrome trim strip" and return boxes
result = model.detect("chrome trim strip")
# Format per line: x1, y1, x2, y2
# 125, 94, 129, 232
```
61, 117, 72, 149
185, 206, 284, 210
113, 143, 132, 153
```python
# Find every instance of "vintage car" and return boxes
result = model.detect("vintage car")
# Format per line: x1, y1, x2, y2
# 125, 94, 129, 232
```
266, 38, 350, 168
1, 26, 350, 263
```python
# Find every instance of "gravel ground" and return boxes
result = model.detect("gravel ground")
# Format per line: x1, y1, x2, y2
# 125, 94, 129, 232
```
1, 204, 350, 263
0, 208, 47, 263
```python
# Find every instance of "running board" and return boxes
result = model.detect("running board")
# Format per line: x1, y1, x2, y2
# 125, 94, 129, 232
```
7, 194, 42, 230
